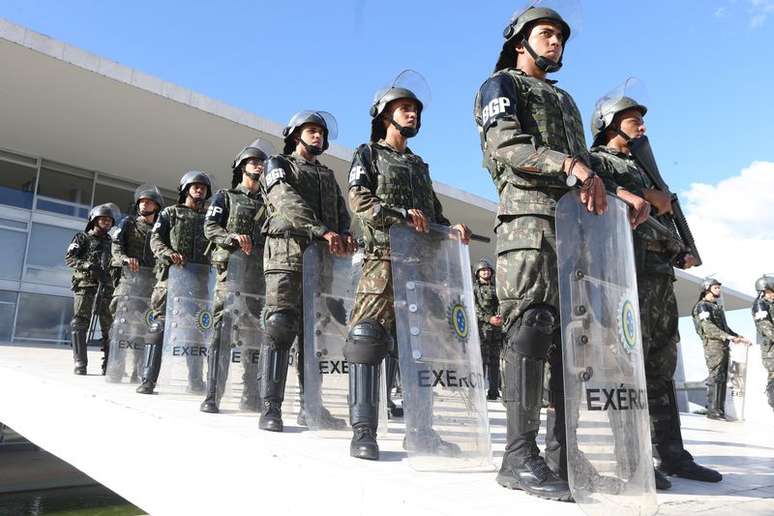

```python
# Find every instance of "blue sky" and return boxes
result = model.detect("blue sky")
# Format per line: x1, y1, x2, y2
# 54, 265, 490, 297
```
2, 0, 772, 202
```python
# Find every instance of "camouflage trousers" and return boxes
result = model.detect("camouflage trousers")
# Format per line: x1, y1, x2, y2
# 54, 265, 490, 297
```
71, 285, 113, 334
638, 273, 679, 394
349, 257, 397, 340
760, 340, 774, 395
703, 339, 730, 384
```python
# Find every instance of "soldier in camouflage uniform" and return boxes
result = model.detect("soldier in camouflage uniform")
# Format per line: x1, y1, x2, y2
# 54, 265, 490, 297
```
346, 82, 471, 460
752, 275, 774, 411
199, 139, 274, 414
590, 95, 721, 488
693, 279, 747, 420
258, 111, 354, 432
66, 204, 116, 375
473, 258, 503, 400
136, 171, 212, 395
473, 7, 608, 500
108, 184, 163, 382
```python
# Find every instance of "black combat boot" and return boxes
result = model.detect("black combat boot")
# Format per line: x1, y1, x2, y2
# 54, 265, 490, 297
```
239, 347, 261, 411
385, 355, 403, 418
706, 382, 727, 421
200, 330, 226, 414
136, 333, 163, 395
654, 381, 722, 483
654, 468, 672, 490
258, 345, 290, 432
100, 337, 110, 376
186, 351, 206, 395
71, 330, 88, 375
349, 362, 381, 460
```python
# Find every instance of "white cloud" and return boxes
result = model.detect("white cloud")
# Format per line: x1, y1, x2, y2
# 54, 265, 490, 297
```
715, 6, 728, 17
749, 0, 774, 27
681, 161, 774, 295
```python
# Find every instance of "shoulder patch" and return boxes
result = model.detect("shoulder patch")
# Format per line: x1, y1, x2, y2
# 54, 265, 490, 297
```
478, 73, 518, 131
754, 310, 769, 321
698, 311, 710, 320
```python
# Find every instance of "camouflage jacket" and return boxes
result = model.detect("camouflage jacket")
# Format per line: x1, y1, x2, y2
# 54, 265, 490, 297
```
692, 298, 739, 343
590, 146, 681, 278
348, 141, 450, 254
65, 230, 112, 290
205, 184, 266, 266
474, 68, 588, 248
150, 204, 209, 279
474, 280, 500, 333
262, 152, 350, 240
111, 215, 155, 269
752, 296, 774, 345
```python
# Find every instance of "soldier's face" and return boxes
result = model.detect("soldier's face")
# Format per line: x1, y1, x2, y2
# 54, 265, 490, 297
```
479, 268, 492, 281
243, 158, 264, 176
386, 99, 419, 129
95, 216, 113, 231
298, 124, 324, 148
138, 198, 159, 214
710, 285, 721, 297
523, 22, 564, 63
617, 109, 646, 140
764, 289, 774, 301
188, 182, 207, 200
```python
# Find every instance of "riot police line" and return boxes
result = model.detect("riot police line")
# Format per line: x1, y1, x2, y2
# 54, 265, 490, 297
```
62, 1, 774, 511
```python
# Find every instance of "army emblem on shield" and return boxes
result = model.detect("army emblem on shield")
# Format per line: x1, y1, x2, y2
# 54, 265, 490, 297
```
617, 296, 638, 354
143, 308, 156, 328
447, 298, 470, 343
195, 308, 213, 333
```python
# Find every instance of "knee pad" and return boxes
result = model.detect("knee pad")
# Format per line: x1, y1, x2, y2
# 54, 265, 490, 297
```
506, 305, 557, 359
264, 311, 298, 350
344, 319, 393, 365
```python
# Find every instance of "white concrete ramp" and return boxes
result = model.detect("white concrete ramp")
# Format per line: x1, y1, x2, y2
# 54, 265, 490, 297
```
0, 345, 773, 515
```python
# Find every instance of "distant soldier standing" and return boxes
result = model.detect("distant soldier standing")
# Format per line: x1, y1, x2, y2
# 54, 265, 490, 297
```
66, 204, 116, 375
109, 185, 163, 381
590, 93, 721, 487
200, 139, 273, 414
258, 111, 354, 432
752, 275, 774, 412
136, 171, 212, 395
692, 279, 747, 420
473, 259, 503, 400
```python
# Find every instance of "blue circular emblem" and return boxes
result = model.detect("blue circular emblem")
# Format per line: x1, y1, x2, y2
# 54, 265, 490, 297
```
143, 309, 156, 328
196, 310, 213, 332
619, 299, 637, 352
450, 304, 469, 340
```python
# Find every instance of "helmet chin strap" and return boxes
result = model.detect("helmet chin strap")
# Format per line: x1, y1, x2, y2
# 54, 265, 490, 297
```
389, 118, 418, 138
244, 171, 262, 181
522, 39, 562, 73
301, 140, 324, 156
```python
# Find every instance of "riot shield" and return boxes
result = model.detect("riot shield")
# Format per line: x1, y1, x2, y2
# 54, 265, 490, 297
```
157, 263, 215, 396
556, 192, 657, 516
726, 340, 749, 420
106, 266, 156, 383
390, 223, 492, 472
302, 242, 387, 437
215, 251, 265, 411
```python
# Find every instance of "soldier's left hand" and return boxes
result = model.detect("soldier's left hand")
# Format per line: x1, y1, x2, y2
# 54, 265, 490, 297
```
489, 315, 503, 327
235, 234, 253, 256
125, 257, 140, 273
343, 234, 358, 255
451, 224, 472, 245
680, 254, 697, 269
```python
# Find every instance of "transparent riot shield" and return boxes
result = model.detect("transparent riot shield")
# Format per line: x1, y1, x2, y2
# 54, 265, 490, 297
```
556, 192, 657, 516
157, 263, 215, 396
106, 266, 156, 383
302, 242, 387, 437
726, 340, 750, 420
390, 223, 492, 472
213, 251, 266, 411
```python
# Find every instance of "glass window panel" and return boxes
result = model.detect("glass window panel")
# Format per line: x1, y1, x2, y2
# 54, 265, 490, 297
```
0, 290, 16, 342
36, 168, 93, 218
25, 223, 79, 287
15, 292, 72, 343
93, 183, 134, 220
0, 228, 26, 281
0, 160, 36, 209
0, 218, 27, 230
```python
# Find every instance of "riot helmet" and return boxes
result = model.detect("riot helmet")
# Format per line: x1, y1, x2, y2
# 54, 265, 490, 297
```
231, 138, 276, 188
701, 278, 722, 298
178, 170, 212, 204
133, 184, 164, 215
591, 96, 647, 147
370, 70, 430, 142
755, 275, 774, 293
475, 258, 495, 282
495, 3, 572, 73
281, 111, 338, 156
86, 203, 117, 232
